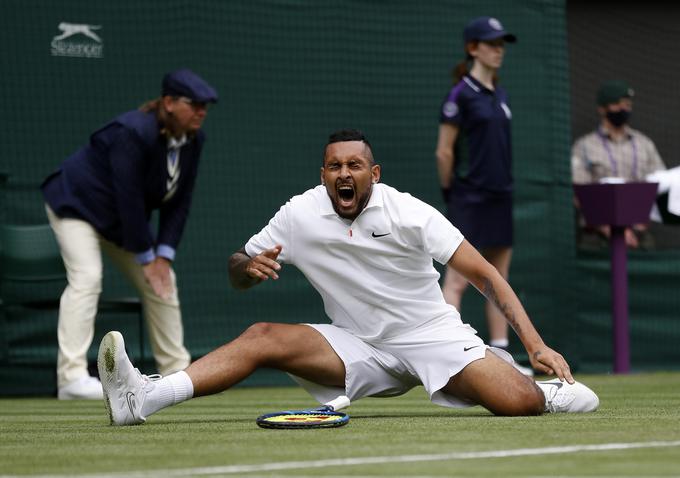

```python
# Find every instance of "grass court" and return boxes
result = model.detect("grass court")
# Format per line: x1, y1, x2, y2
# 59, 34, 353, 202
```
1, 372, 679, 477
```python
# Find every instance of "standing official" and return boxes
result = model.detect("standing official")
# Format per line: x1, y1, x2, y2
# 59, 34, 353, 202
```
435, 17, 530, 374
42, 68, 218, 399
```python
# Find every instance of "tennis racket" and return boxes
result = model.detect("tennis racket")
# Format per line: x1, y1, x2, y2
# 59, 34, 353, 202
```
256, 395, 350, 429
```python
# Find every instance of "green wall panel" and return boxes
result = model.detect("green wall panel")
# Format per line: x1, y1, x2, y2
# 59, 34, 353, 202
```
2, 0, 678, 396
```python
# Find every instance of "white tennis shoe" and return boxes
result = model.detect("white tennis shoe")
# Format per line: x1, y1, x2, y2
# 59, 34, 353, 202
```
537, 378, 599, 413
97, 331, 158, 426
58, 375, 104, 400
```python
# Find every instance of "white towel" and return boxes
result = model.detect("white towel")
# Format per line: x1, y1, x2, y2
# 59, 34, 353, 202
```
647, 166, 680, 218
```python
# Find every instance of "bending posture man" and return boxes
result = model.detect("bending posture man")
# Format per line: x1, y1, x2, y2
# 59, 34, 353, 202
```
98, 129, 598, 426
43, 68, 218, 399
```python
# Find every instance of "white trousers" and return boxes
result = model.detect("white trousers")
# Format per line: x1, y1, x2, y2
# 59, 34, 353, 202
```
46, 206, 191, 387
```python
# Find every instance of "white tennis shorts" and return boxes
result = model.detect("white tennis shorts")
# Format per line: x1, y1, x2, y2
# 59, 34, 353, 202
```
290, 320, 514, 408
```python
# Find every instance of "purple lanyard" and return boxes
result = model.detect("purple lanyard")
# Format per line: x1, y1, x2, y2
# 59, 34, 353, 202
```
598, 130, 638, 179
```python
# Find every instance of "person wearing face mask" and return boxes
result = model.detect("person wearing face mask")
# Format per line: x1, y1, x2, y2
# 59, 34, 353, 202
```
41, 68, 218, 399
571, 80, 666, 249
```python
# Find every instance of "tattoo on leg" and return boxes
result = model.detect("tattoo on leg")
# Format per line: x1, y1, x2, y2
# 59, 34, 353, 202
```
482, 278, 522, 335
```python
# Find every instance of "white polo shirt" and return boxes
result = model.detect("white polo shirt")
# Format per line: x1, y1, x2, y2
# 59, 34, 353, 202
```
245, 183, 464, 342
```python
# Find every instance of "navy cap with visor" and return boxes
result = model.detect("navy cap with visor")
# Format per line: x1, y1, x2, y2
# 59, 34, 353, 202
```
463, 16, 517, 44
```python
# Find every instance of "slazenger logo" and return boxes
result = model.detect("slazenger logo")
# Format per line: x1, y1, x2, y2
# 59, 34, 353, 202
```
51, 22, 103, 58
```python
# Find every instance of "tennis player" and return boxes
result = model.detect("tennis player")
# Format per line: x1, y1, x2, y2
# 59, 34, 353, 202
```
98, 129, 598, 425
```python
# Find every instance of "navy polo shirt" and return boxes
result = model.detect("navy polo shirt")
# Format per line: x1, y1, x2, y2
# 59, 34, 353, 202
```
439, 75, 513, 195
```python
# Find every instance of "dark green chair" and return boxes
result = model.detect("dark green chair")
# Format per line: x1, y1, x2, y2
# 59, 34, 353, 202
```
0, 223, 145, 363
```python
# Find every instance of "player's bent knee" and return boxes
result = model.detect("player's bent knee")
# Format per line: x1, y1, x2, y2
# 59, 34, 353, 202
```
517, 387, 544, 416
492, 384, 544, 416
240, 322, 280, 343
238, 322, 301, 363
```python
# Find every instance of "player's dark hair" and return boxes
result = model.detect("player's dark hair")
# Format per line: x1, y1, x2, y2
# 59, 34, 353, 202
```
324, 129, 374, 165
326, 128, 372, 149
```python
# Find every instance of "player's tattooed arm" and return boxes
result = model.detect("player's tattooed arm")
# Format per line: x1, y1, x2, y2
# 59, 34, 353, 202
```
481, 277, 522, 335
448, 239, 549, 360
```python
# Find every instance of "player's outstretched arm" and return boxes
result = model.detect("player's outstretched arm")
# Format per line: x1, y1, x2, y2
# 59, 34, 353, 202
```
448, 240, 574, 383
229, 245, 283, 290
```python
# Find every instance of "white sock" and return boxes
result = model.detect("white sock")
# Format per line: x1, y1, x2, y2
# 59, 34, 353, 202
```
489, 338, 509, 348
141, 370, 194, 418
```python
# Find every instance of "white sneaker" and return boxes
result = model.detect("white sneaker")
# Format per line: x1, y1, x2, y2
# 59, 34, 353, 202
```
97, 331, 156, 426
58, 375, 104, 400
537, 378, 599, 413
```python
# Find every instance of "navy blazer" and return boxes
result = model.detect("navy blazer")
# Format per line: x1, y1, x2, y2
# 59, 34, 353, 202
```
42, 110, 204, 257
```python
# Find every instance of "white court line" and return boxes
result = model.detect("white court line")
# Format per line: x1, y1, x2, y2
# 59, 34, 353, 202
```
2, 440, 679, 478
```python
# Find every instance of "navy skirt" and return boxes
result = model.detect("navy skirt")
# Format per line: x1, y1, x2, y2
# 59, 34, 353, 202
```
446, 190, 513, 249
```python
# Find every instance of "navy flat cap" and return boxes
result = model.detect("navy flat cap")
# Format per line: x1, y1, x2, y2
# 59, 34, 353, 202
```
161, 68, 218, 103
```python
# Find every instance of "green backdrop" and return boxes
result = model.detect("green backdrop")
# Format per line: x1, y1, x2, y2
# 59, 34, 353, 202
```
2, 0, 678, 396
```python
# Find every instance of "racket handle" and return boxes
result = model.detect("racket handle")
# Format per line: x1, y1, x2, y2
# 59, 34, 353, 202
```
324, 395, 350, 411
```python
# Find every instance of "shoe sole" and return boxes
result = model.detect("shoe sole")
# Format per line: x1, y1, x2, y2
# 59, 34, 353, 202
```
97, 331, 125, 425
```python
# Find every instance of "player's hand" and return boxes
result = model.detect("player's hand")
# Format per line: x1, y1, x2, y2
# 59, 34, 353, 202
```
246, 245, 283, 281
143, 257, 173, 300
529, 345, 574, 384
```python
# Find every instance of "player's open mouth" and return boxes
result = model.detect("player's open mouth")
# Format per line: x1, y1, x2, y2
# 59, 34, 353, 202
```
337, 184, 355, 207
